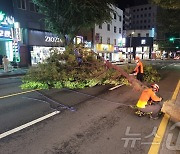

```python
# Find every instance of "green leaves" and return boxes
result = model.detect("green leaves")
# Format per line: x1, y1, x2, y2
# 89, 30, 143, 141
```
32, 0, 115, 40
150, 0, 180, 9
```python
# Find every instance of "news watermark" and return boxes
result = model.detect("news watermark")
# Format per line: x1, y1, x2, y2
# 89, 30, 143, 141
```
121, 122, 180, 150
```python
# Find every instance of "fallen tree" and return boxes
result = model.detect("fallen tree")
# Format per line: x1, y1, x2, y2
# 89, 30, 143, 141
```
21, 47, 160, 91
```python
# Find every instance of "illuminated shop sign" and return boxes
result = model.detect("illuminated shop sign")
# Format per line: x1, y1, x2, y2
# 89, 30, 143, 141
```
14, 22, 21, 41
73, 36, 83, 44
84, 41, 91, 48
0, 27, 13, 40
45, 36, 62, 43
29, 30, 64, 46
141, 39, 146, 45
0, 11, 14, 27
96, 44, 114, 52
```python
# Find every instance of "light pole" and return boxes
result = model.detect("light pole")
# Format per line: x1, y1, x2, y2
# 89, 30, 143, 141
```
129, 31, 134, 63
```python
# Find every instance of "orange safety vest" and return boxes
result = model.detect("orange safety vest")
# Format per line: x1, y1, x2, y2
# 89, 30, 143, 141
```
136, 88, 161, 108
134, 61, 143, 74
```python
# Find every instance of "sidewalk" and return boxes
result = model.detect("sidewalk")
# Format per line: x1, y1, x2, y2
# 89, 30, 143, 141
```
0, 68, 28, 78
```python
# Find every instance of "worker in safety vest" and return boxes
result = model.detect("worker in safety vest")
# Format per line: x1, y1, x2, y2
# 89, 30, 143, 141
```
133, 57, 144, 81
136, 84, 162, 119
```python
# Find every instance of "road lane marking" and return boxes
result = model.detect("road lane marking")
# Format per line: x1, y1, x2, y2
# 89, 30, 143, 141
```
161, 66, 166, 69
148, 80, 180, 154
0, 89, 39, 99
109, 84, 124, 91
0, 111, 60, 139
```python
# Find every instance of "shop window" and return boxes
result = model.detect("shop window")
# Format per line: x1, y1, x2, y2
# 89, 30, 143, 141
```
114, 39, 116, 45
114, 26, 116, 33
17, 0, 26, 10
100, 36, 102, 43
30, 1, 39, 12
114, 13, 116, 20
119, 16, 122, 22
107, 24, 110, 31
119, 28, 121, 34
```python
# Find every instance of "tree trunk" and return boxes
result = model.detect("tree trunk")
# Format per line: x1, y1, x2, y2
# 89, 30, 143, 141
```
93, 51, 147, 91
105, 60, 147, 91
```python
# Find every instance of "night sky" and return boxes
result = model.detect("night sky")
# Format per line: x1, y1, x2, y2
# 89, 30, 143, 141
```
115, 0, 149, 10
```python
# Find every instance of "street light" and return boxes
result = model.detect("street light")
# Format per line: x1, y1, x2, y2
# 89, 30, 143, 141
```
129, 31, 134, 63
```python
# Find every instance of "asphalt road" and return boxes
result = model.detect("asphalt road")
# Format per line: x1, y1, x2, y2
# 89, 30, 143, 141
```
0, 60, 179, 154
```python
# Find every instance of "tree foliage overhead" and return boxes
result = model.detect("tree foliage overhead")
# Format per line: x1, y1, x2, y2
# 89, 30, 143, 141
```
150, 0, 180, 9
157, 8, 180, 34
33, 0, 115, 40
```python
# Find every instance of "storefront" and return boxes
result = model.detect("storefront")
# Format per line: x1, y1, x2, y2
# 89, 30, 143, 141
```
95, 44, 115, 61
28, 30, 65, 65
125, 37, 153, 59
0, 11, 21, 63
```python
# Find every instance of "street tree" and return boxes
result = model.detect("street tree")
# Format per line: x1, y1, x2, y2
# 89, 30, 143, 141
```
150, 0, 180, 9
150, 0, 180, 51
32, 0, 115, 44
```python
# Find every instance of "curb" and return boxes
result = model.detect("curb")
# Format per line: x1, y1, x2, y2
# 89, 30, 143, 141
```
148, 80, 180, 154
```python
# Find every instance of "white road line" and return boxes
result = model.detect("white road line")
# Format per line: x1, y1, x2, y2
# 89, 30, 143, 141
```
161, 66, 167, 69
109, 84, 124, 91
0, 111, 60, 139
0, 76, 21, 79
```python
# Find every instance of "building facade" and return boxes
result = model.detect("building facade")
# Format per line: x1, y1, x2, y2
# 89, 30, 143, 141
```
75, 6, 124, 62
0, 0, 65, 67
0, 1, 125, 65
124, 4, 157, 32
94, 6, 123, 62
122, 4, 158, 59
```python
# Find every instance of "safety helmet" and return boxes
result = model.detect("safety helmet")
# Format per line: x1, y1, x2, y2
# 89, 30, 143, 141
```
151, 84, 159, 92
135, 57, 140, 60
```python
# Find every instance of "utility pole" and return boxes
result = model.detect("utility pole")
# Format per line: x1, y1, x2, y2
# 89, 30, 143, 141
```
129, 31, 134, 63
